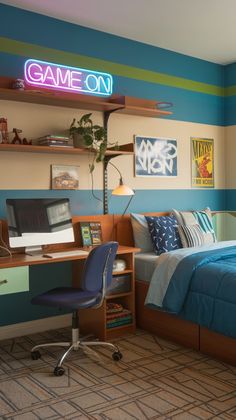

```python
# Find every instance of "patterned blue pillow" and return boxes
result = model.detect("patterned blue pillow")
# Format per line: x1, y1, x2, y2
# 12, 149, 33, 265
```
145, 215, 182, 255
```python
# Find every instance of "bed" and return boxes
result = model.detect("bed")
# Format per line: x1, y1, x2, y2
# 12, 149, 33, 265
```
115, 212, 236, 366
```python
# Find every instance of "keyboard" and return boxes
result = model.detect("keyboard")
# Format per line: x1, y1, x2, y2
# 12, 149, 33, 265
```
43, 249, 89, 259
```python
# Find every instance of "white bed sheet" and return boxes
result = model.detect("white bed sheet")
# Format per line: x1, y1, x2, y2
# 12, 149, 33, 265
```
135, 252, 159, 282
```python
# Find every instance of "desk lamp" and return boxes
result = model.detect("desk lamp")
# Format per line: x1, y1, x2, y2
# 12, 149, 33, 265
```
109, 161, 134, 215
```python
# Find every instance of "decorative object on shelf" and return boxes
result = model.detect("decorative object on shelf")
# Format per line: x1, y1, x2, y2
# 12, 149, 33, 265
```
0, 118, 9, 144
69, 112, 118, 172
113, 258, 127, 272
156, 101, 173, 110
191, 137, 214, 188
134, 135, 177, 177
51, 164, 79, 189
24, 59, 113, 96
12, 78, 25, 90
80, 221, 102, 246
11, 128, 23, 144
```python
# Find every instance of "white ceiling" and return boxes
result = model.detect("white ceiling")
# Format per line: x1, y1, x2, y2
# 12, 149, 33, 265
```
2, 0, 236, 65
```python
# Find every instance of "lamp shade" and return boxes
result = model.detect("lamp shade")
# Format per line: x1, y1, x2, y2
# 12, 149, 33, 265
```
112, 178, 134, 196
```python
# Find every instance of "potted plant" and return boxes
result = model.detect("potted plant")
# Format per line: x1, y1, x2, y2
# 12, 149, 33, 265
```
69, 113, 109, 172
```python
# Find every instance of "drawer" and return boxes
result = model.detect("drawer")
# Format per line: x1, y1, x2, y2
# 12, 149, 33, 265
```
0, 266, 29, 295
106, 274, 131, 296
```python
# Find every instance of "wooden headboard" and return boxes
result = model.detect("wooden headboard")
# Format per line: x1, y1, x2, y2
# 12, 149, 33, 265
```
114, 212, 169, 246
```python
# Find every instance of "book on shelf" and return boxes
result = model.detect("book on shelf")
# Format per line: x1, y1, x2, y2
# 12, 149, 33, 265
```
106, 309, 131, 320
39, 142, 73, 147
80, 221, 102, 247
106, 302, 124, 314
38, 134, 70, 141
37, 134, 71, 146
106, 318, 132, 328
107, 315, 132, 325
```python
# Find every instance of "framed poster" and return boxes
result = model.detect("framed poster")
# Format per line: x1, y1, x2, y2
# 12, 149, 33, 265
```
134, 136, 177, 177
191, 137, 214, 188
51, 165, 79, 190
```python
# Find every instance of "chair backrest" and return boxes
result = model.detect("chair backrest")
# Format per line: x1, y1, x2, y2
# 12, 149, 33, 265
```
80, 242, 118, 293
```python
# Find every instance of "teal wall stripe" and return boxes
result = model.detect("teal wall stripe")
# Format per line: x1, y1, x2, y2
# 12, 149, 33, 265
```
0, 189, 226, 219
0, 4, 224, 87
225, 190, 236, 210
224, 63, 236, 87
0, 263, 72, 326
112, 75, 224, 125
224, 96, 236, 125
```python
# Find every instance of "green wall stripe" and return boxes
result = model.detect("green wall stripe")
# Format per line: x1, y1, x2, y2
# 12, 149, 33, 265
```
0, 37, 224, 97
225, 86, 236, 96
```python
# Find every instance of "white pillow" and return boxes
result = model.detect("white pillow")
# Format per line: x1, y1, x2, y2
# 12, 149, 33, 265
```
130, 213, 153, 252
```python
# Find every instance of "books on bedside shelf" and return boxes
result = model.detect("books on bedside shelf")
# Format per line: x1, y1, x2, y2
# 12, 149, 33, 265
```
106, 302, 132, 329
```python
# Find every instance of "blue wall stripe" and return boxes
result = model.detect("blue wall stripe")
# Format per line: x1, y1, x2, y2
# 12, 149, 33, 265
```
0, 189, 226, 220
224, 96, 236, 125
224, 63, 236, 87
0, 4, 224, 87
225, 190, 236, 210
113, 75, 225, 125
0, 263, 72, 326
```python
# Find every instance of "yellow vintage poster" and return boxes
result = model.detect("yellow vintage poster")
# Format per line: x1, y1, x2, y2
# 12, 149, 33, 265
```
191, 137, 214, 188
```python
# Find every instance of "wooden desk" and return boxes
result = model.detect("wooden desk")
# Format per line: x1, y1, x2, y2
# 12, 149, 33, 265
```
0, 245, 139, 341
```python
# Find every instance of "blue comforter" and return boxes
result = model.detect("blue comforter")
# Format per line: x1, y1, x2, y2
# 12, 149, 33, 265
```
145, 242, 236, 338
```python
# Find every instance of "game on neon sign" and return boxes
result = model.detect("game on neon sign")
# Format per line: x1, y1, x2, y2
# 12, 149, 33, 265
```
24, 59, 113, 96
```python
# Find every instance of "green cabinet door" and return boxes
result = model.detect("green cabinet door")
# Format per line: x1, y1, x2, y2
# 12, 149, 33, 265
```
0, 266, 29, 295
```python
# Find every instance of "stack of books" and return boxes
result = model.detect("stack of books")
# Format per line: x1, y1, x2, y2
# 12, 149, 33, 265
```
106, 302, 132, 329
37, 135, 71, 147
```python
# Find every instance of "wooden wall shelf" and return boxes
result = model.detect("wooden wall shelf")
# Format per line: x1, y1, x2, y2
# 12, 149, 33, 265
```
0, 142, 134, 156
0, 77, 172, 118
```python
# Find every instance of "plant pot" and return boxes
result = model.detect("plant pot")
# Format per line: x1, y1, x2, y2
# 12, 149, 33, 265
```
72, 133, 87, 148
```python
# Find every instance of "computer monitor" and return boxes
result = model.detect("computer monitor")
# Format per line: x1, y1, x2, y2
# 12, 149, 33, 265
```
6, 198, 75, 255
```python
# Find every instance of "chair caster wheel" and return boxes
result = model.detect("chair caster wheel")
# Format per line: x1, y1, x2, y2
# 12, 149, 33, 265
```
54, 366, 65, 376
31, 350, 41, 360
112, 351, 123, 361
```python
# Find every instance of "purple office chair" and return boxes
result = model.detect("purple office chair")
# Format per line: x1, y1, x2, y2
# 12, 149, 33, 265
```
30, 242, 122, 376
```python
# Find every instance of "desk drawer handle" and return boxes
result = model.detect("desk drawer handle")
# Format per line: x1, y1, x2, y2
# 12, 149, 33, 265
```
0, 279, 8, 286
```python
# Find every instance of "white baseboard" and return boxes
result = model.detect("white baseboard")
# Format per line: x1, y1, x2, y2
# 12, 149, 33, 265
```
0, 314, 71, 340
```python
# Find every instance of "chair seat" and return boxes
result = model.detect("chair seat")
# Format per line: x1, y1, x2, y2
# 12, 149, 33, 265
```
31, 287, 101, 310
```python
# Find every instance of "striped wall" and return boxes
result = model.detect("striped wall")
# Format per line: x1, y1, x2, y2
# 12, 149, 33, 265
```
0, 4, 233, 326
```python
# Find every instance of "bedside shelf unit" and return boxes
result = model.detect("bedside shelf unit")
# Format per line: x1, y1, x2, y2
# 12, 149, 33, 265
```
75, 246, 137, 340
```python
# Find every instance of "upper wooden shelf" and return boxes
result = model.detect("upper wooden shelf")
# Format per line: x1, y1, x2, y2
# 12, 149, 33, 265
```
0, 142, 134, 156
0, 77, 172, 117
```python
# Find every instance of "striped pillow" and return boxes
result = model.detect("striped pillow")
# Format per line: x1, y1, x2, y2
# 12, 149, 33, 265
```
178, 224, 205, 248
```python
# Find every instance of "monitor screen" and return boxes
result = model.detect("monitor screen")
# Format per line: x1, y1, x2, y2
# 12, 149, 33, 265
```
6, 198, 75, 254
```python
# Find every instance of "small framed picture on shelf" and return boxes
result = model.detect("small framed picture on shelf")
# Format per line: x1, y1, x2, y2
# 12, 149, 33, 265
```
80, 221, 102, 247
51, 164, 79, 190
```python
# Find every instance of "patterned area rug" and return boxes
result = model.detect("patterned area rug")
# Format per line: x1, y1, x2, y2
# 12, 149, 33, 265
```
0, 328, 236, 419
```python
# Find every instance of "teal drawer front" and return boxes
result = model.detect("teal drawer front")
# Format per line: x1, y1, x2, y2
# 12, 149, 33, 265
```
0, 266, 29, 295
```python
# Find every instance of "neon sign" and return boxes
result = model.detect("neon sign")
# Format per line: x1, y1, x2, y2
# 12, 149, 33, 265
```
24, 59, 113, 96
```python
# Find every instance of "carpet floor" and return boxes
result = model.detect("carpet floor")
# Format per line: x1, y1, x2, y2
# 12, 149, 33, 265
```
0, 328, 236, 419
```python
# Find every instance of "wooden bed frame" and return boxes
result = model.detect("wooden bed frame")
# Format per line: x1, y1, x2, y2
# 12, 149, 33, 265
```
115, 212, 236, 366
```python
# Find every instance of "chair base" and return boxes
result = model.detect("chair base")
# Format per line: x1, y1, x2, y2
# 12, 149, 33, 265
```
31, 325, 122, 376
